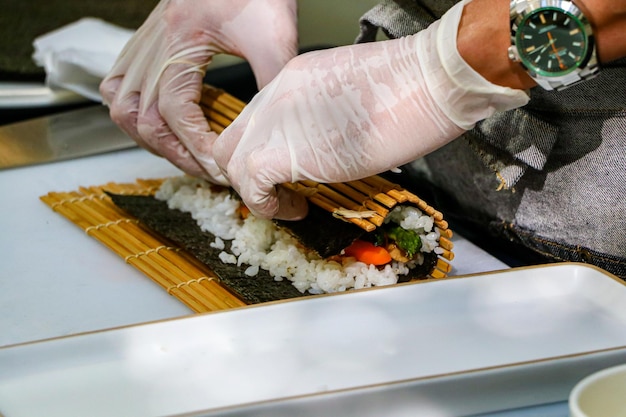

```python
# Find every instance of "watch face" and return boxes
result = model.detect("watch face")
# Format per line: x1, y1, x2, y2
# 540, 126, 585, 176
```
515, 7, 589, 76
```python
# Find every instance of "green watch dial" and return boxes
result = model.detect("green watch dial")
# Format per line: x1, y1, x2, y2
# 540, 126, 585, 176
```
516, 7, 588, 76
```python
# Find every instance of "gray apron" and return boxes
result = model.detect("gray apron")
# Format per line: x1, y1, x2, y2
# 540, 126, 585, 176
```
357, 0, 626, 278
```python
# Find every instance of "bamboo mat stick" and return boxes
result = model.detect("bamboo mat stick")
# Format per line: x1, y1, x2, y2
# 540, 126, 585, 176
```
438, 236, 454, 252
202, 85, 246, 112
327, 183, 390, 218
430, 268, 447, 279
346, 180, 399, 208
202, 108, 232, 129
209, 121, 225, 134
438, 248, 454, 261
437, 227, 453, 240
435, 258, 452, 273
200, 94, 241, 121
361, 175, 407, 203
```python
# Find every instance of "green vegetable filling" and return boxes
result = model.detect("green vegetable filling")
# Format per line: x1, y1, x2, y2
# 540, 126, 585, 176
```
370, 224, 422, 258
387, 225, 422, 258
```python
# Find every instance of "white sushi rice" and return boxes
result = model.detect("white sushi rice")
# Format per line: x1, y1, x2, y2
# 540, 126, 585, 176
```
155, 176, 440, 294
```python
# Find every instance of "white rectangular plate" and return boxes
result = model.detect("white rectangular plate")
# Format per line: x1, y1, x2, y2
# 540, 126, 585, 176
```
1, 263, 626, 417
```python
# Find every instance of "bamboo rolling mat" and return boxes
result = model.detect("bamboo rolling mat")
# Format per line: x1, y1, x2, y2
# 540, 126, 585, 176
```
40, 179, 247, 313
41, 175, 453, 315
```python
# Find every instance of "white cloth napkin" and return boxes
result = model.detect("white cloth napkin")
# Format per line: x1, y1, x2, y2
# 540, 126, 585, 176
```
32, 17, 133, 102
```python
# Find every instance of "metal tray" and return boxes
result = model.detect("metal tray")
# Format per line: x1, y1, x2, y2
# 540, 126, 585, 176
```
1, 263, 625, 417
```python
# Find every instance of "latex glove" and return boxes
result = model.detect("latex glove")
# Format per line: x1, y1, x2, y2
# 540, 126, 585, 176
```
99, 0, 298, 184
214, 0, 529, 220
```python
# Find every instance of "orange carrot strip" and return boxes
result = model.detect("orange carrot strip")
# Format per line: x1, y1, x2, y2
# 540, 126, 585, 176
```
238, 205, 251, 219
344, 240, 392, 266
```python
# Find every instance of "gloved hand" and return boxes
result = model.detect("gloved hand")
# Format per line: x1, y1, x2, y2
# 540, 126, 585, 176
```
99, 0, 298, 184
214, 0, 530, 220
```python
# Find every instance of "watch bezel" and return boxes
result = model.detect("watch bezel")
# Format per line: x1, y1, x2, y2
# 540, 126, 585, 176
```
510, 0, 598, 89
516, 7, 589, 77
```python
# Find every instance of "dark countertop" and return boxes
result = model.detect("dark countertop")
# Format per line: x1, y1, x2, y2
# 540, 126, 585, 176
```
1, 0, 157, 81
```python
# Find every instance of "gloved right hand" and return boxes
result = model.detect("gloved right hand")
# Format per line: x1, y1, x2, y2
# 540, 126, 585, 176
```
99, 0, 298, 184
214, 0, 531, 220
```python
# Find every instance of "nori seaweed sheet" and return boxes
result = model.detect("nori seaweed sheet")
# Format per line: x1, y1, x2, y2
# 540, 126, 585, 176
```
108, 193, 307, 304
108, 192, 438, 304
274, 203, 365, 258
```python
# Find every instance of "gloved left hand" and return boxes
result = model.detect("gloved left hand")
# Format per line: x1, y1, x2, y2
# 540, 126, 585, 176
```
99, 0, 298, 184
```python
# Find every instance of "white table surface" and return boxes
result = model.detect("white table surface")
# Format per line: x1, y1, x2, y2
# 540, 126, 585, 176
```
0, 148, 187, 347
0, 146, 509, 348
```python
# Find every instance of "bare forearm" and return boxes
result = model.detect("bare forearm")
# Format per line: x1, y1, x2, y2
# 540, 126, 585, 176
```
577, 0, 626, 63
456, 0, 626, 90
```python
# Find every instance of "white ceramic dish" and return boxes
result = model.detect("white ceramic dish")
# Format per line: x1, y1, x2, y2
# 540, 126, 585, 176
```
1, 263, 626, 417
569, 363, 626, 417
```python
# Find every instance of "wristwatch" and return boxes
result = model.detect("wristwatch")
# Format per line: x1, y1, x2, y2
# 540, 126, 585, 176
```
509, 0, 599, 91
